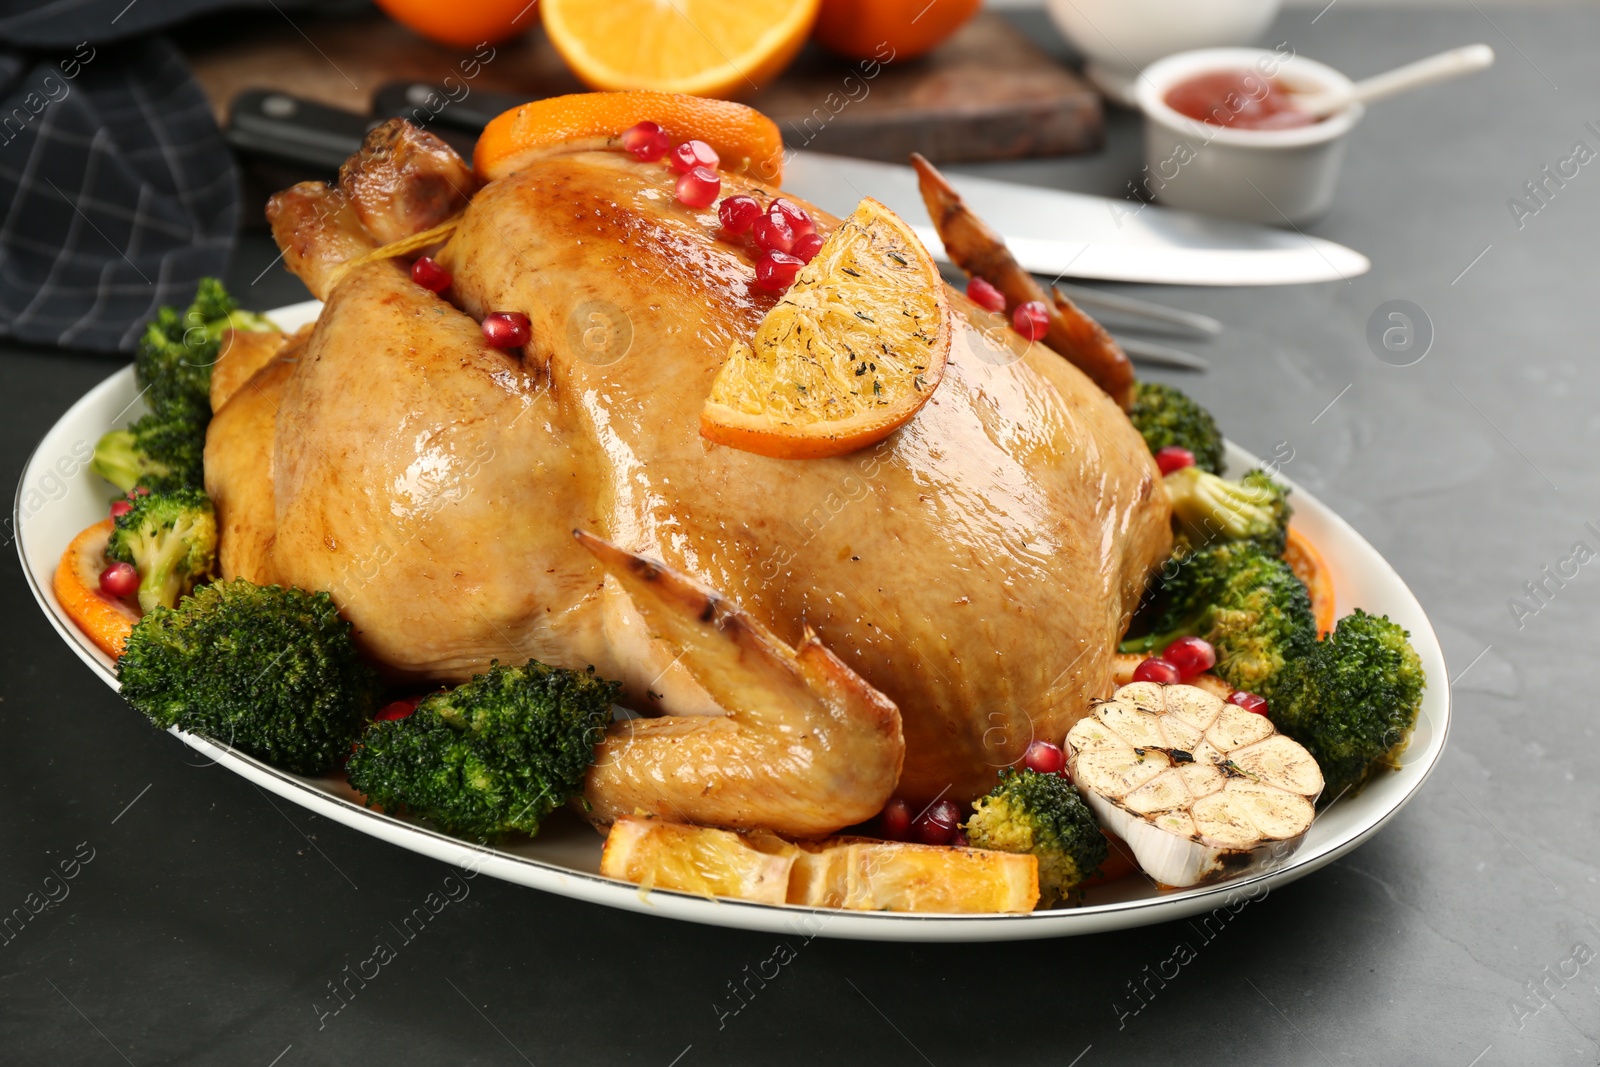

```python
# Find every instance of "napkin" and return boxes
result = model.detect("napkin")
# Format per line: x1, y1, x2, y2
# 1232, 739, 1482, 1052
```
0, 1, 314, 353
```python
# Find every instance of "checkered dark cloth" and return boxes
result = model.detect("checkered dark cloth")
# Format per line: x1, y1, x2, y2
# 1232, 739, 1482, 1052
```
0, 37, 237, 352
0, 0, 319, 353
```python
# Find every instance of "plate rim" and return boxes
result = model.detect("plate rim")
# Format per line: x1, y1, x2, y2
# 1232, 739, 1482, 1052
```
13, 307, 1451, 942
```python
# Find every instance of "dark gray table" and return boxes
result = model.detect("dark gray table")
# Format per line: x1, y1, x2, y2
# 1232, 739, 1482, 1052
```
4, 7, 1596, 1065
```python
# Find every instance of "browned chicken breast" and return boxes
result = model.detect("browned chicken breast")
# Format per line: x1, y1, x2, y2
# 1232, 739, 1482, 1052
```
211, 120, 1170, 816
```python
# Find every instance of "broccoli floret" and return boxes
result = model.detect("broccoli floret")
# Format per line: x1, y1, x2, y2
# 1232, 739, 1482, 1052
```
135, 277, 269, 413
1123, 541, 1316, 700
91, 399, 208, 494
118, 579, 379, 774
104, 487, 218, 613
189, 276, 238, 325
346, 660, 618, 841
96, 279, 266, 497
964, 768, 1107, 907
1166, 466, 1291, 555
1270, 610, 1426, 799
1128, 381, 1225, 475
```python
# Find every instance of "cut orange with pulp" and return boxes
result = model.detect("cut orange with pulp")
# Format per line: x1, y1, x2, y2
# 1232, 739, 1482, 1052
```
55, 518, 139, 658
701, 197, 951, 460
473, 90, 786, 183
541, 0, 819, 99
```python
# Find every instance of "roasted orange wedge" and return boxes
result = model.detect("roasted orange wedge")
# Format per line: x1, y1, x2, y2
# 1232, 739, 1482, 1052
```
701, 197, 951, 460
541, 0, 819, 99
473, 90, 786, 182
601, 816, 1040, 913
54, 518, 139, 658
601, 816, 798, 905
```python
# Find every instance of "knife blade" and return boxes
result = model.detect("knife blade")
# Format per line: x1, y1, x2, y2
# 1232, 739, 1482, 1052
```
782, 151, 1368, 287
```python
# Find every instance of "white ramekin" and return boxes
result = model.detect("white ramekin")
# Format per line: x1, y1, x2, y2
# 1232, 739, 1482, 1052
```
1135, 47, 1364, 225
1045, 0, 1282, 106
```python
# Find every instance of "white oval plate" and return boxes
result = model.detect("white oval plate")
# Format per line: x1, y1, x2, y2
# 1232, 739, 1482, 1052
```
15, 301, 1449, 942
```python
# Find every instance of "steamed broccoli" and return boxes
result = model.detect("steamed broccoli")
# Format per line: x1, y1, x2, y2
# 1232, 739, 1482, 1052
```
346, 660, 618, 840
964, 768, 1108, 907
135, 277, 272, 412
1165, 466, 1291, 555
94, 279, 267, 497
1122, 541, 1316, 700
104, 487, 218, 612
91, 400, 209, 494
1128, 381, 1225, 475
118, 579, 379, 774
1270, 610, 1426, 798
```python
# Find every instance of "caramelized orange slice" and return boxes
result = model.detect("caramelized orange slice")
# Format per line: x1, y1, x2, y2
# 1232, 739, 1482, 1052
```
701, 197, 951, 460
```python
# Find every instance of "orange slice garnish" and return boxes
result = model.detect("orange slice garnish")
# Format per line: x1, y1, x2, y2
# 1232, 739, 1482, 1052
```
473, 90, 786, 183
700, 197, 951, 460
54, 518, 139, 658
540, 0, 820, 100
1284, 525, 1335, 636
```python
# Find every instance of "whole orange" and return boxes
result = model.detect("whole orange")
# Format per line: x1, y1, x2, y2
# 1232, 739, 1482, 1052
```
812, 0, 980, 62
374, 0, 539, 48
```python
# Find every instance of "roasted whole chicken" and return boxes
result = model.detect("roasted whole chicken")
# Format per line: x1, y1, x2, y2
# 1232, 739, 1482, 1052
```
207, 119, 1171, 834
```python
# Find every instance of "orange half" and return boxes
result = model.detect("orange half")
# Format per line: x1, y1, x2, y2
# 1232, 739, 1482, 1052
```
540, 0, 820, 99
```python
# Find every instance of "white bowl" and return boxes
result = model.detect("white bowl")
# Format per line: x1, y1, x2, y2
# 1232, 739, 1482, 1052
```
1045, 0, 1282, 105
1136, 47, 1364, 226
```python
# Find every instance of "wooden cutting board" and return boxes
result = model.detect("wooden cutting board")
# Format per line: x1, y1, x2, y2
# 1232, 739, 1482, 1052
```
187, 12, 1101, 163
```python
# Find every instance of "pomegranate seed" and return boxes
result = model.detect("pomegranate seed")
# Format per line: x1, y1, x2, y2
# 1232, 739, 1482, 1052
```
1132, 657, 1182, 685
99, 561, 139, 599
675, 166, 720, 208
375, 695, 424, 721
481, 311, 530, 348
132, 486, 150, 496
751, 213, 796, 254
410, 255, 452, 293
791, 232, 825, 263
110, 498, 133, 519
621, 121, 669, 162
754, 250, 803, 290
1155, 446, 1196, 475
966, 276, 1006, 313
1164, 636, 1217, 679
1013, 300, 1049, 341
717, 194, 762, 234
877, 797, 912, 841
913, 799, 963, 846
767, 198, 813, 237
1023, 740, 1065, 775
670, 139, 719, 174
1229, 690, 1270, 716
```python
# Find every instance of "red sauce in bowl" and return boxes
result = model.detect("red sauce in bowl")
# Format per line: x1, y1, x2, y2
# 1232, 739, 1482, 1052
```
1163, 69, 1321, 131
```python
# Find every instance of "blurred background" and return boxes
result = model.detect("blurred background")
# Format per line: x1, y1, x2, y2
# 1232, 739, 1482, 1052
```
0, 0, 1547, 350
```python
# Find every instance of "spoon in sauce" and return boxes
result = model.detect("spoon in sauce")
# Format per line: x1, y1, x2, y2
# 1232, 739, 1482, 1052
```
1293, 43, 1495, 119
